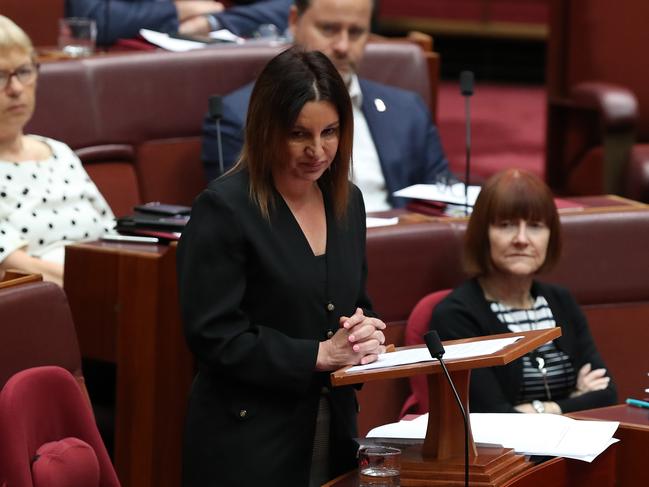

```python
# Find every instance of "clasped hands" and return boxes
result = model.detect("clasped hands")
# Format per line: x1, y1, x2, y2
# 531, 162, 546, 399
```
316, 308, 387, 371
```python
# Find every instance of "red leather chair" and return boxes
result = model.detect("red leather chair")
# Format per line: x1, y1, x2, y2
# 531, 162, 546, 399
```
0, 281, 86, 395
0, 366, 120, 487
399, 289, 452, 418
545, 0, 649, 201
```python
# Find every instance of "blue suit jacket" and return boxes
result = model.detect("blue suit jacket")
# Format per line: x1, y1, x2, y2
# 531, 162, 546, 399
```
66, 0, 291, 45
203, 78, 450, 207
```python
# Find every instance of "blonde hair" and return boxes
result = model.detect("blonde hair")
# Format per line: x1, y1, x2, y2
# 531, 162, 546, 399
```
0, 15, 34, 57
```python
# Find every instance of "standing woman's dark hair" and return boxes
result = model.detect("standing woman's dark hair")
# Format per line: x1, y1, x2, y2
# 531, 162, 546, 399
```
234, 46, 353, 219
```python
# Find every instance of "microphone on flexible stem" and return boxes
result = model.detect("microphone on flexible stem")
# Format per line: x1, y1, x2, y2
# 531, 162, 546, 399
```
460, 70, 474, 217
424, 330, 470, 487
208, 95, 225, 176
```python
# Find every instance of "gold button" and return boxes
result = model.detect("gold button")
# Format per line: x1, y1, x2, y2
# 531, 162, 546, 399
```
326, 302, 335, 312
239, 409, 247, 418
326, 330, 334, 338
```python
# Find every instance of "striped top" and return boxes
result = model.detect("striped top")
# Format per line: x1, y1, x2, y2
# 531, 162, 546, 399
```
489, 295, 576, 404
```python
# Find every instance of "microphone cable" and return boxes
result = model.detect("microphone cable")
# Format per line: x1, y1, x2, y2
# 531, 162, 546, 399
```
424, 330, 470, 487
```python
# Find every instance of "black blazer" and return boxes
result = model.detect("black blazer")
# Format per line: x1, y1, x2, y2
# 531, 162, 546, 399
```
431, 279, 617, 413
177, 170, 372, 486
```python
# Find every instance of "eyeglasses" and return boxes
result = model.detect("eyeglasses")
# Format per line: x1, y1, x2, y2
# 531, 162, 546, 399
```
0, 63, 39, 90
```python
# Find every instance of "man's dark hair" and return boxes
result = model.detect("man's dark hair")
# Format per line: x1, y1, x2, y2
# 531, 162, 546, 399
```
294, 0, 377, 17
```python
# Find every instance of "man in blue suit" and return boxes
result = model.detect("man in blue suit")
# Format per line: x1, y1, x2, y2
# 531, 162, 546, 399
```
202, 0, 450, 210
66, 0, 292, 46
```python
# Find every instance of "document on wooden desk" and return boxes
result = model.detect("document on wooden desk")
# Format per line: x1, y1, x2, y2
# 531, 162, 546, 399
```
346, 336, 521, 372
367, 413, 619, 462
366, 217, 399, 228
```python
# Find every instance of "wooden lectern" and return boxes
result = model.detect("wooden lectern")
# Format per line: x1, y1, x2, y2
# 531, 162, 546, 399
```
331, 328, 562, 486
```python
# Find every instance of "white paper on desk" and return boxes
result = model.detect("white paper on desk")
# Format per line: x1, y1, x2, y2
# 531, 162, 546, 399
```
366, 217, 399, 228
208, 29, 243, 43
367, 413, 429, 440
346, 336, 521, 373
367, 413, 619, 462
140, 29, 205, 51
394, 183, 481, 206
471, 413, 619, 462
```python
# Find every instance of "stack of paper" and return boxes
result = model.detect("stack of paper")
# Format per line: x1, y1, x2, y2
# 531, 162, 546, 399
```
367, 413, 618, 462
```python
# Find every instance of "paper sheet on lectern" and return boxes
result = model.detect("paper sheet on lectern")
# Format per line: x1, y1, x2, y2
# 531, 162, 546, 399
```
346, 336, 521, 373
366, 413, 618, 462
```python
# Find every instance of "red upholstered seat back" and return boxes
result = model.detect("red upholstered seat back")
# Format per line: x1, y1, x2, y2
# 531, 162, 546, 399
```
0, 0, 64, 47
28, 41, 436, 213
0, 366, 120, 487
399, 289, 451, 418
0, 282, 84, 389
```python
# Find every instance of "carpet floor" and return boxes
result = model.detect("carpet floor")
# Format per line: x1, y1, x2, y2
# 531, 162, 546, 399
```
437, 81, 546, 182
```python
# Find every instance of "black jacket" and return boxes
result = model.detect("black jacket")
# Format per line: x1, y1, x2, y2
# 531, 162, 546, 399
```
430, 279, 617, 413
177, 170, 371, 486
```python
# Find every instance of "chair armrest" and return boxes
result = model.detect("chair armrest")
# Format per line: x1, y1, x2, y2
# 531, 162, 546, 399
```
624, 145, 649, 201
570, 82, 638, 131
546, 82, 638, 195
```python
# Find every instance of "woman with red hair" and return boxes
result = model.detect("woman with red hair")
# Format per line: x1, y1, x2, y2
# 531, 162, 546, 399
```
431, 169, 616, 415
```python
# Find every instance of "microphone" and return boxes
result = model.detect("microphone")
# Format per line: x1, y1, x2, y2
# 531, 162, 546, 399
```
208, 95, 225, 176
424, 330, 469, 487
459, 70, 474, 216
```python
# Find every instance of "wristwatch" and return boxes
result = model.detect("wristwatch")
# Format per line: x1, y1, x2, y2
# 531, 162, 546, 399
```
204, 14, 220, 32
532, 400, 545, 414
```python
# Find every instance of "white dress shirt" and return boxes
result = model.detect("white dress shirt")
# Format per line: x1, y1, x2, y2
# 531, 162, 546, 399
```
348, 75, 391, 212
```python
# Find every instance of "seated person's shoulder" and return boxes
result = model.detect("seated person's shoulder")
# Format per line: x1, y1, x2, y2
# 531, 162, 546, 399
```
430, 280, 483, 330
205, 169, 249, 201
224, 82, 255, 108
358, 78, 427, 108
22, 135, 54, 160
435, 280, 480, 310
207, 82, 255, 129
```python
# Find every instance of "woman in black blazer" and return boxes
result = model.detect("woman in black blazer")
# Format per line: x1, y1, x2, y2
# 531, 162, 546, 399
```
430, 169, 616, 415
177, 47, 387, 487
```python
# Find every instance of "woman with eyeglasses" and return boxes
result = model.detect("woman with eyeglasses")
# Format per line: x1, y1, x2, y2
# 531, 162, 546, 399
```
0, 16, 114, 286
430, 169, 617, 415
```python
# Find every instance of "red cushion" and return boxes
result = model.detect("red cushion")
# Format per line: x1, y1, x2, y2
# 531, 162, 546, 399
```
400, 289, 452, 418
31, 437, 100, 487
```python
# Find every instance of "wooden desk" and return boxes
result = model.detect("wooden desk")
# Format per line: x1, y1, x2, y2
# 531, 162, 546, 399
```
569, 404, 649, 487
323, 449, 617, 486
64, 242, 192, 487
